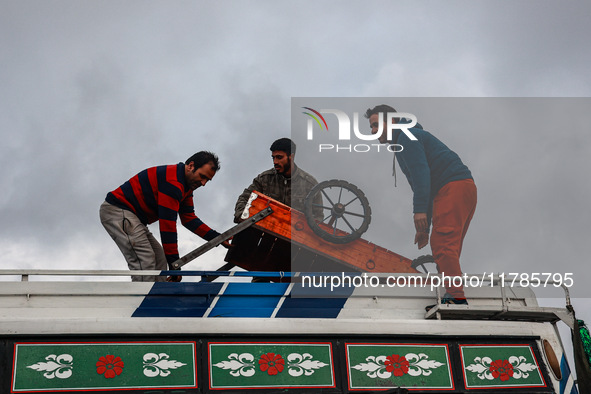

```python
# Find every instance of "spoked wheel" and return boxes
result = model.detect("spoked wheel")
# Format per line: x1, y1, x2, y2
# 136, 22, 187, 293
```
304, 179, 372, 244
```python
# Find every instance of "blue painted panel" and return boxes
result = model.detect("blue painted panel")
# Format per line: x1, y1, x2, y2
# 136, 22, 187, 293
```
208, 283, 288, 318
132, 282, 224, 317
132, 307, 209, 317
221, 282, 289, 296
276, 297, 348, 318
208, 307, 276, 318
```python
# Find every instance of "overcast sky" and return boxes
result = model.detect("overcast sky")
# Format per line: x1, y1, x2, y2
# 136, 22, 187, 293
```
1, 0, 590, 317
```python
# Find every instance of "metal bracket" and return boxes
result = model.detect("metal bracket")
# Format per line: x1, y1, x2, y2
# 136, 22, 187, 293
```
555, 309, 576, 330
170, 207, 274, 269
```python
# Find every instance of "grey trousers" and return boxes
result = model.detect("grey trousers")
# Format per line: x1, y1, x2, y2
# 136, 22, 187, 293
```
99, 201, 167, 282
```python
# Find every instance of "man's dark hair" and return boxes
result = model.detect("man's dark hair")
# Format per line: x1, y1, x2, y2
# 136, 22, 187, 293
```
185, 151, 220, 171
364, 104, 397, 119
270, 138, 296, 156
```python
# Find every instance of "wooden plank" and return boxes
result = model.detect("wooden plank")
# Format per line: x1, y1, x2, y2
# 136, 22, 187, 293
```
233, 192, 417, 273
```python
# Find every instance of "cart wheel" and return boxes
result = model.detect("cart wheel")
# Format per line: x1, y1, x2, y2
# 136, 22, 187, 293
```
304, 179, 372, 244
411, 254, 436, 273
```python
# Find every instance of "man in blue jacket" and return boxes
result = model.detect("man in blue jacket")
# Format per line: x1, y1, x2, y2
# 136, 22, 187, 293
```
365, 105, 477, 303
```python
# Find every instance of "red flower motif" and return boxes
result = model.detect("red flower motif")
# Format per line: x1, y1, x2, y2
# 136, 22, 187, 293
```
258, 353, 285, 375
489, 359, 514, 381
96, 355, 124, 378
385, 354, 409, 377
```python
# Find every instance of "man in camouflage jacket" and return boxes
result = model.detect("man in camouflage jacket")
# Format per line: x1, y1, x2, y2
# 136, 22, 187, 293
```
234, 138, 322, 223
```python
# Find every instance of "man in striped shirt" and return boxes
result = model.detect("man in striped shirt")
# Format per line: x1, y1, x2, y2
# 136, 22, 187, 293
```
100, 151, 229, 282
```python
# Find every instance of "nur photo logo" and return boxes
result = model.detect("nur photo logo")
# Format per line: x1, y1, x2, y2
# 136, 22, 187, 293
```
302, 107, 418, 153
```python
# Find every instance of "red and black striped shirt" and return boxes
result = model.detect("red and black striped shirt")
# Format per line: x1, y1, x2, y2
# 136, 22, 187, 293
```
105, 163, 220, 264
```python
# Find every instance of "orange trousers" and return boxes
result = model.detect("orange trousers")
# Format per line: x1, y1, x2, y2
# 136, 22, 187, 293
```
430, 179, 477, 299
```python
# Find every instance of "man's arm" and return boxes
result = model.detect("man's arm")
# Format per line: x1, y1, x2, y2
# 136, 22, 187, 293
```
179, 194, 221, 241
396, 134, 432, 248
396, 134, 431, 215
179, 196, 231, 252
